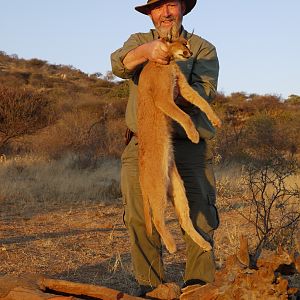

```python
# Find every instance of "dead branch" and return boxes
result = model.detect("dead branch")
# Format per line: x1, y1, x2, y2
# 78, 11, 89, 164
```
40, 278, 142, 300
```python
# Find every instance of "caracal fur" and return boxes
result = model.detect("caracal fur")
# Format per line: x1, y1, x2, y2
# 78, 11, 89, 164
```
137, 36, 221, 254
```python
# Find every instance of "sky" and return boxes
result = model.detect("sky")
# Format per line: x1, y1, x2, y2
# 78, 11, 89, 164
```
1, 0, 300, 99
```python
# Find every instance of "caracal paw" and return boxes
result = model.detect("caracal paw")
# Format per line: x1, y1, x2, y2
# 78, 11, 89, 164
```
202, 241, 212, 252
212, 116, 222, 128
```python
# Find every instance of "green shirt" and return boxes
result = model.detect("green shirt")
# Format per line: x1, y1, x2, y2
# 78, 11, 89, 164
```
110, 28, 219, 139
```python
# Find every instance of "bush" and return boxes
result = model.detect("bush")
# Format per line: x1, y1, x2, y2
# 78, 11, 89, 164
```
28, 58, 47, 68
0, 85, 56, 151
29, 73, 45, 87
285, 94, 300, 106
215, 110, 299, 164
107, 81, 129, 99
241, 155, 299, 261
29, 102, 126, 159
241, 113, 295, 161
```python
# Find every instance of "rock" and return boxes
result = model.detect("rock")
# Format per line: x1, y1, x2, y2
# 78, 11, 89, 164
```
180, 284, 218, 300
146, 283, 181, 300
256, 248, 293, 271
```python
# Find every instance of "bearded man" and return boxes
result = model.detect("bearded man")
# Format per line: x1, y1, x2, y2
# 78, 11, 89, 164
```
111, 0, 219, 297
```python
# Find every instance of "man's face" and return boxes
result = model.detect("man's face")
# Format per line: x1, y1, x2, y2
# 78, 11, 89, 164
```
149, 0, 185, 38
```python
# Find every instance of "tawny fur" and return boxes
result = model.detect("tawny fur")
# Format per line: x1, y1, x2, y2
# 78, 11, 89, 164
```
137, 37, 221, 253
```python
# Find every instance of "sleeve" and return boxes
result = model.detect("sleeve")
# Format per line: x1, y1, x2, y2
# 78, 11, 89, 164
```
191, 42, 219, 103
110, 34, 143, 79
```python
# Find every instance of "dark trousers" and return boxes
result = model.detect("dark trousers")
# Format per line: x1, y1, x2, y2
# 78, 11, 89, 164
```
121, 136, 219, 287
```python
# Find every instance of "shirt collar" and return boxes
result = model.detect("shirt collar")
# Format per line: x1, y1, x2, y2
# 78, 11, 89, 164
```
151, 26, 188, 40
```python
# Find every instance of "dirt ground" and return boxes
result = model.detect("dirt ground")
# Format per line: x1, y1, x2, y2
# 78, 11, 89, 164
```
0, 191, 255, 297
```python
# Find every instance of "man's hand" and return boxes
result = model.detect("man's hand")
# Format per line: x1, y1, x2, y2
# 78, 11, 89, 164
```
123, 39, 170, 71
144, 39, 170, 65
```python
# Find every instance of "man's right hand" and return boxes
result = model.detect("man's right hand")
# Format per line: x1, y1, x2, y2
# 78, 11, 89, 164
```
123, 39, 170, 71
144, 39, 170, 65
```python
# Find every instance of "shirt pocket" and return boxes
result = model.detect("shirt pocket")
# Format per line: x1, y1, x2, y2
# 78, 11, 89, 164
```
207, 192, 220, 230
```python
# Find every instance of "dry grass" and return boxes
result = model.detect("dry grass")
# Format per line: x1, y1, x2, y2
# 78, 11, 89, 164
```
0, 157, 298, 296
215, 163, 300, 254
0, 155, 121, 217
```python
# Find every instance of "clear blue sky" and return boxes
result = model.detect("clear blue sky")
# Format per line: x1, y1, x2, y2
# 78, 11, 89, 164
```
1, 0, 300, 99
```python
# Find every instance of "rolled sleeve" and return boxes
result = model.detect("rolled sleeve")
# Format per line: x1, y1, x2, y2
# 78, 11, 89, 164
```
111, 34, 142, 79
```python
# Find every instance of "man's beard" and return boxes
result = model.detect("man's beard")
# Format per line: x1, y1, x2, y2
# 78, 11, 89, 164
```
153, 17, 182, 39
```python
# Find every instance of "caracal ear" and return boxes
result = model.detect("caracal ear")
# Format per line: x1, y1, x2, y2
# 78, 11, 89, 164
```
187, 29, 194, 42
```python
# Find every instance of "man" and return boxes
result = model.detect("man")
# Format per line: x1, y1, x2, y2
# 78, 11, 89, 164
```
111, 0, 219, 296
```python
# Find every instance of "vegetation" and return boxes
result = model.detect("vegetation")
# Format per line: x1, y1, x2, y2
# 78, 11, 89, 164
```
0, 51, 128, 157
0, 50, 300, 258
242, 155, 299, 261
0, 51, 299, 162
0, 85, 55, 149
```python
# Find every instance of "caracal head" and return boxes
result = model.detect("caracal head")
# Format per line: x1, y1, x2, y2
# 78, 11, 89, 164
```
163, 36, 193, 61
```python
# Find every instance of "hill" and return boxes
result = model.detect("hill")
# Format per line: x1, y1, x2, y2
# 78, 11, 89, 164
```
0, 50, 299, 162
0, 51, 128, 104
0, 51, 128, 158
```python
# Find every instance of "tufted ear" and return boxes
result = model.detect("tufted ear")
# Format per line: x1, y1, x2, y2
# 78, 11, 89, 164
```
187, 29, 194, 42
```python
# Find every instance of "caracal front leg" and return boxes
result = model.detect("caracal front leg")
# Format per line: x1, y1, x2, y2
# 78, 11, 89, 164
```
176, 69, 222, 128
155, 100, 199, 144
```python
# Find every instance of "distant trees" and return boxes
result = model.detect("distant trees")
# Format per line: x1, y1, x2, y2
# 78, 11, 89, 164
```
215, 93, 299, 163
0, 85, 55, 150
286, 94, 300, 105
28, 58, 47, 68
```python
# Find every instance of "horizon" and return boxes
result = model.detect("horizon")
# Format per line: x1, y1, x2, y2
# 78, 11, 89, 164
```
1, 50, 298, 101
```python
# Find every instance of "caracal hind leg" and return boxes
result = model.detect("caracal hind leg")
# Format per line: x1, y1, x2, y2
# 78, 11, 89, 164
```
170, 164, 212, 252
176, 67, 221, 128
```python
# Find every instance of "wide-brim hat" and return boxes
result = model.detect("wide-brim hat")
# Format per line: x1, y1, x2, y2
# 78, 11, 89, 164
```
135, 0, 197, 16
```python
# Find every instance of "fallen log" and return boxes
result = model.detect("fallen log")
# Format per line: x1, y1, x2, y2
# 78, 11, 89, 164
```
2, 286, 74, 300
40, 278, 143, 300
0, 275, 74, 300
0, 275, 143, 300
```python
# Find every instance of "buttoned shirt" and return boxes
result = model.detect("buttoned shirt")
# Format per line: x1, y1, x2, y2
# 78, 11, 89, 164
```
111, 28, 219, 139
